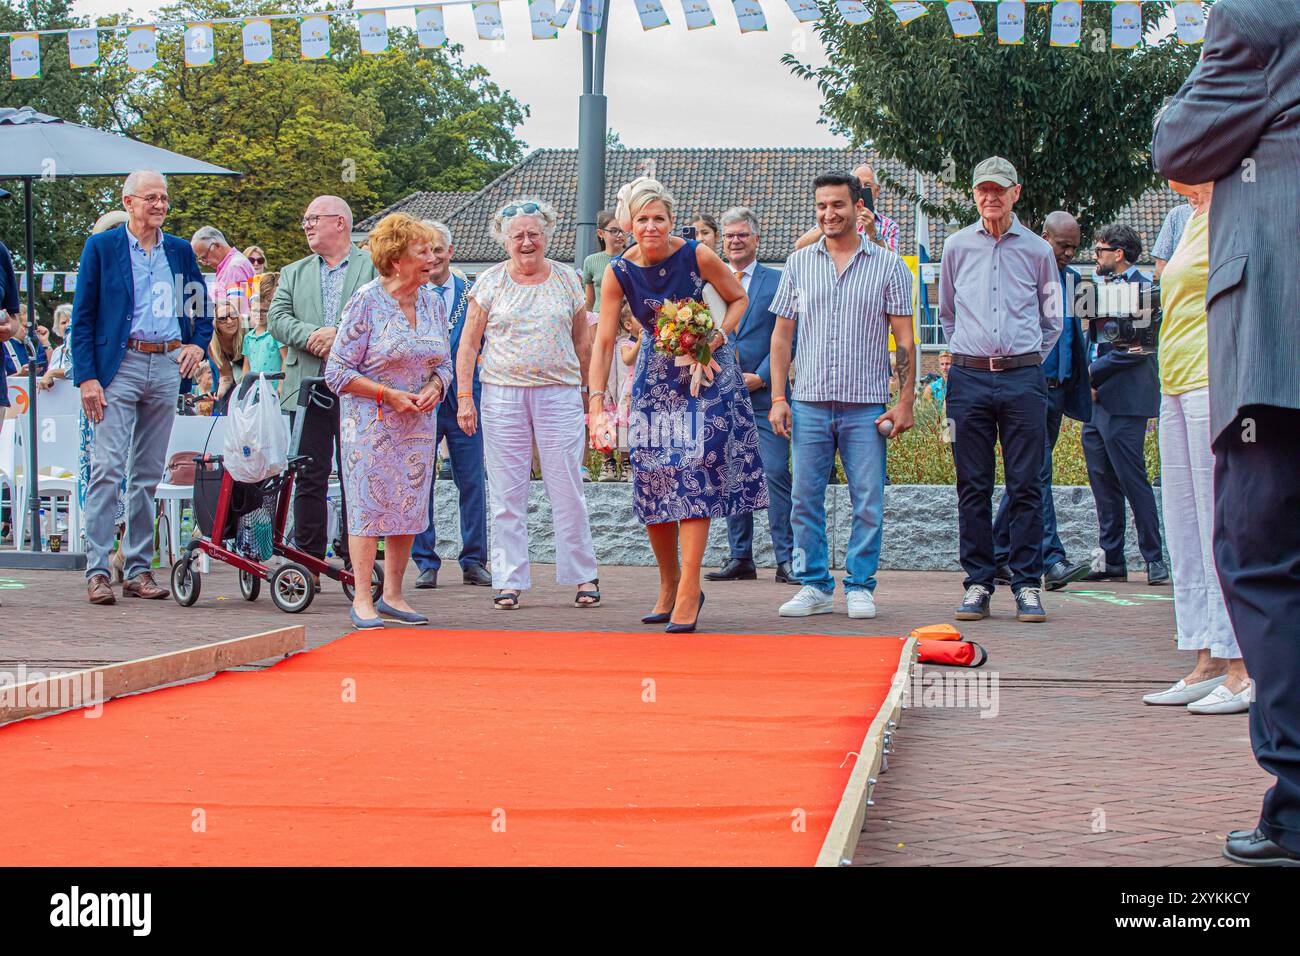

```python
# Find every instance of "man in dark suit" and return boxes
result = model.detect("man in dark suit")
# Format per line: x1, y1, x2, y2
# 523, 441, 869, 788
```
993, 211, 1092, 591
70, 170, 212, 604
706, 208, 798, 585
1079, 223, 1168, 585
1154, 0, 1300, 867
412, 222, 490, 588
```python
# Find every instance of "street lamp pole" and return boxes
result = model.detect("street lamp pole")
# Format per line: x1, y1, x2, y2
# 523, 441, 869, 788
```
574, 0, 611, 269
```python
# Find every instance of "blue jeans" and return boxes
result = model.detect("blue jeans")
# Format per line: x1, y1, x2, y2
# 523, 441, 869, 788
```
725, 410, 794, 563
411, 397, 489, 573
790, 400, 886, 595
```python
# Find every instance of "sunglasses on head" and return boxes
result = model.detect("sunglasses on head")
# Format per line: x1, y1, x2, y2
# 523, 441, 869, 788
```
501, 202, 541, 219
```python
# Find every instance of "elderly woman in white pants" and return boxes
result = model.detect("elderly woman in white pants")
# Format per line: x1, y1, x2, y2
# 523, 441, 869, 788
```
455, 198, 600, 610
1142, 182, 1249, 714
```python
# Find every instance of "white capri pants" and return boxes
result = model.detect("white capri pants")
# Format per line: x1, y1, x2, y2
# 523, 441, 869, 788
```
1158, 387, 1239, 659
481, 383, 599, 591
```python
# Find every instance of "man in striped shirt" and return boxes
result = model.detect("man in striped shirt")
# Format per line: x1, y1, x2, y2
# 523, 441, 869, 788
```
769, 171, 916, 621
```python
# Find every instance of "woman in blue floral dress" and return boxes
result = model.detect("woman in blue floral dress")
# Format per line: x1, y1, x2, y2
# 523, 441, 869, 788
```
587, 178, 767, 632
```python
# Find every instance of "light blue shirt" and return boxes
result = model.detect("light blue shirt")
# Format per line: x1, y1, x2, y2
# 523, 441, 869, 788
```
128, 227, 179, 342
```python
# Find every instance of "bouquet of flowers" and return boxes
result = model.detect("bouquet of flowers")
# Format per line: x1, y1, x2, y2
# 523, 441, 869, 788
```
654, 299, 721, 396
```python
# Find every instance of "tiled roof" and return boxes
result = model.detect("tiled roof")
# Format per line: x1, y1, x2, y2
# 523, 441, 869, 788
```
354, 191, 476, 232
356, 149, 1183, 265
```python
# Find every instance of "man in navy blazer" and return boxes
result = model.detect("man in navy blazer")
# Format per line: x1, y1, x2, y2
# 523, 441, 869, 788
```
992, 211, 1093, 591
1080, 223, 1166, 585
706, 208, 798, 584
70, 170, 212, 604
411, 222, 490, 588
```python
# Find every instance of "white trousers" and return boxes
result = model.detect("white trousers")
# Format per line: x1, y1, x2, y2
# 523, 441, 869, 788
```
481, 383, 599, 591
1158, 387, 1239, 658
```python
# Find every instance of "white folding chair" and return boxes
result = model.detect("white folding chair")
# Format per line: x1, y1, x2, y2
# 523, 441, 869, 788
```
14, 414, 83, 550
0, 417, 18, 547
156, 415, 227, 564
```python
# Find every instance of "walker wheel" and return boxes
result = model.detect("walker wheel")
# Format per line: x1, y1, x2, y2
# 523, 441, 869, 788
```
239, 568, 262, 602
270, 561, 315, 614
341, 564, 384, 602
171, 556, 201, 607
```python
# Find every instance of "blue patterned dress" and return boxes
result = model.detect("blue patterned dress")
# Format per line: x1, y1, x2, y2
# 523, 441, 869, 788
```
609, 240, 768, 525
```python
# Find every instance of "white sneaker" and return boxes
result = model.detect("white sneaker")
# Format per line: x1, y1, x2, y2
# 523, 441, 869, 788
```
1142, 675, 1227, 706
846, 590, 877, 619
779, 585, 834, 617
1187, 681, 1252, 715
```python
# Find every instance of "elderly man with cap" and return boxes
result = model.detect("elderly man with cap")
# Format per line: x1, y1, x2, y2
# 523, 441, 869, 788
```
939, 157, 1062, 624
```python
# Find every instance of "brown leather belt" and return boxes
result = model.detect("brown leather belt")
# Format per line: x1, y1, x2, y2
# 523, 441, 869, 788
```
951, 352, 1040, 372
127, 338, 182, 354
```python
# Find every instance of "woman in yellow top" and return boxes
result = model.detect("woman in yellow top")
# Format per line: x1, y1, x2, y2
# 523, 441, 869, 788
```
1142, 182, 1249, 715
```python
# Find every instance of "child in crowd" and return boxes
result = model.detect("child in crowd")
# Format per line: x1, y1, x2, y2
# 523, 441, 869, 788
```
614, 303, 638, 479
242, 273, 285, 390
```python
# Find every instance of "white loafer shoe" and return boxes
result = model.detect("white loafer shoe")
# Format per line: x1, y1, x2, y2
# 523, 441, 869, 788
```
1142, 675, 1227, 706
1187, 682, 1252, 715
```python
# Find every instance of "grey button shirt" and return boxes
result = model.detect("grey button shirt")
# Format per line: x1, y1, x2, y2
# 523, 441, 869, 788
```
938, 214, 1062, 359
319, 255, 351, 328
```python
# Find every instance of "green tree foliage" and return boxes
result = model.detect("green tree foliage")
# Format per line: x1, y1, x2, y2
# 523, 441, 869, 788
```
0, 0, 528, 277
784, 1, 1203, 235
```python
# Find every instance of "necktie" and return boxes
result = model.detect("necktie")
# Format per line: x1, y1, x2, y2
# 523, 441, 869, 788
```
733, 271, 744, 283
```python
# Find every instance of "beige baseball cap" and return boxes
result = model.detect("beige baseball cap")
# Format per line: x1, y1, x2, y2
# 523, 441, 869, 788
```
972, 156, 1019, 188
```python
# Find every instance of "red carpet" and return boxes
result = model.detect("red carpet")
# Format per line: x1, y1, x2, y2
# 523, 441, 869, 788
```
0, 629, 906, 866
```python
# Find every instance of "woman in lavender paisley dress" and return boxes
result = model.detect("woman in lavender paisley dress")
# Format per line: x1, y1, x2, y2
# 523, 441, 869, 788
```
588, 178, 767, 633
325, 214, 453, 629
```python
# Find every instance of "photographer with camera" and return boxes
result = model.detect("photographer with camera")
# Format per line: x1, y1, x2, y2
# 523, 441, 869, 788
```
1081, 224, 1167, 586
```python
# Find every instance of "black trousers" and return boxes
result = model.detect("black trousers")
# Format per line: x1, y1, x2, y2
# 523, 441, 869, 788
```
291, 383, 348, 562
1214, 406, 1300, 854
1081, 406, 1163, 565
947, 363, 1047, 591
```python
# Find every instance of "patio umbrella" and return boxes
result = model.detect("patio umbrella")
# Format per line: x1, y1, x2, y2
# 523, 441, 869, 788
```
0, 106, 239, 569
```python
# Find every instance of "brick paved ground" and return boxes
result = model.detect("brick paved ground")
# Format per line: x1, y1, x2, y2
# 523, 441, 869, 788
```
0, 564, 1268, 866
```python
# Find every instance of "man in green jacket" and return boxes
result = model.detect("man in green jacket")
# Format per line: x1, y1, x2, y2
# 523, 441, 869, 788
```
268, 195, 377, 565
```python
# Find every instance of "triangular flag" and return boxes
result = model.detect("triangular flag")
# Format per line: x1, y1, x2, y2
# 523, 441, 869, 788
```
1174, 1, 1206, 44
126, 26, 158, 72
784, 0, 820, 23
681, 0, 716, 29
473, 2, 505, 41
530, 0, 560, 38
242, 19, 274, 64
9, 33, 40, 81
732, 0, 767, 32
553, 0, 578, 28
359, 10, 389, 54
1050, 1, 1082, 48
67, 28, 99, 70
997, 1, 1025, 44
415, 7, 447, 48
300, 15, 331, 59
945, 1, 982, 37
836, 1, 871, 25
577, 0, 605, 33
184, 23, 215, 68
635, 0, 671, 29
1110, 2, 1141, 49
891, 1, 928, 25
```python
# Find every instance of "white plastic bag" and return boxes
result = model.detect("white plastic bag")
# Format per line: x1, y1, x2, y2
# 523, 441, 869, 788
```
223, 374, 288, 484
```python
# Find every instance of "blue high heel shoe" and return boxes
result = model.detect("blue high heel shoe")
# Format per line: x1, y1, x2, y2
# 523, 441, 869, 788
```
642, 606, 674, 625
350, 606, 385, 630
376, 599, 429, 625
665, 593, 705, 634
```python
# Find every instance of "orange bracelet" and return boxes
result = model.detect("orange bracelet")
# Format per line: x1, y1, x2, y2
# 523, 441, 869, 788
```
771, 396, 788, 405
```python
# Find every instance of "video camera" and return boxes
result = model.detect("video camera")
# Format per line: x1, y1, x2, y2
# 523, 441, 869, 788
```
1072, 275, 1162, 350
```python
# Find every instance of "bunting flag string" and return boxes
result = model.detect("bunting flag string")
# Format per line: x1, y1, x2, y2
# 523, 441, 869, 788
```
0, 1, 1215, 81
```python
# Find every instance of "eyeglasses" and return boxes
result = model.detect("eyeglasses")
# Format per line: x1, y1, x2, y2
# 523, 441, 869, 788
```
301, 213, 345, 230
1094, 245, 1119, 253
128, 193, 170, 207
501, 202, 541, 219
248, 256, 265, 265
599, 227, 624, 237
723, 231, 754, 241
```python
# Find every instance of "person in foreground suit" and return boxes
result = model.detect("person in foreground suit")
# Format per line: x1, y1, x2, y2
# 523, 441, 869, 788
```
1153, 0, 1300, 867
992, 211, 1092, 591
1080, 224, 1168, 586
706, 207, 798, 586
71, 170, 212, 604
269, 196, 377, 571
411, 220, 491, 589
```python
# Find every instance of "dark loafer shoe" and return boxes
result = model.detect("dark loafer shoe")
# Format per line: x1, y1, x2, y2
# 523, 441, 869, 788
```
1223, 828, 1300, 866
774, 561, 801, 585
1084, 563, 1128, 582
414, 569, 438, 589
462, 563, 493, 586
1044, 560, 1089, 591
705, 558, 757, 581
1147, 559, 1171, 585
122, 571, 169, 600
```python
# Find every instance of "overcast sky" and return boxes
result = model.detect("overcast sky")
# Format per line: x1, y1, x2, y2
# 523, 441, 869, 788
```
69, 1, 850, 150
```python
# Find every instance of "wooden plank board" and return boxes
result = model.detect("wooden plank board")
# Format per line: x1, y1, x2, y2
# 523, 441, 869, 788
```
0, 626, 305, 725
815, 637, 917, 867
